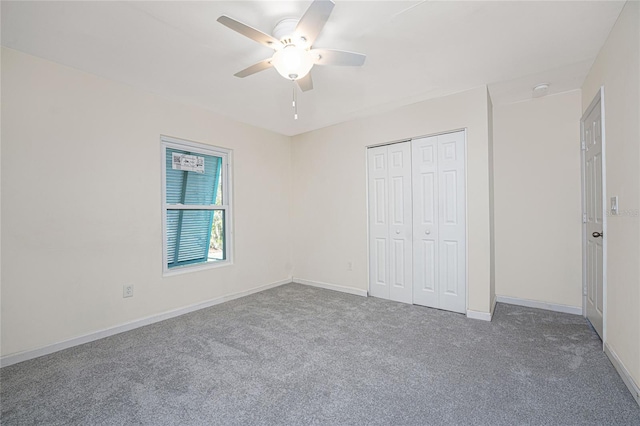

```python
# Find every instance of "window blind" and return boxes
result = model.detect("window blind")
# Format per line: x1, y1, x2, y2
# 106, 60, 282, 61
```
165, 148, 222, 268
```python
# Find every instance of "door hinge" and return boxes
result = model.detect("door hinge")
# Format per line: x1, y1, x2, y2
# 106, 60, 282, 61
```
583, 213, 587, 223
581, 140, 586, 150
583, 286, 587, 296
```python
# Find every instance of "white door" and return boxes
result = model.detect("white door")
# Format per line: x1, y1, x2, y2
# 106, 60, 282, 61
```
367, 142, 412, 303
388, 143, 413, 303
368, 146, 389, 300
582, 96, 604, 338
411, 136, 439, 308
412, 132, 467, 314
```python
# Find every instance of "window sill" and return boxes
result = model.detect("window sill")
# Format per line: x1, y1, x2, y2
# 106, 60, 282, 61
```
162, 259, 233, 277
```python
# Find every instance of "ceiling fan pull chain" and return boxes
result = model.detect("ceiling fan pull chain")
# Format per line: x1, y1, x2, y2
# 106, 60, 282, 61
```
293, 81, 299, 120
292, 84, 296, 108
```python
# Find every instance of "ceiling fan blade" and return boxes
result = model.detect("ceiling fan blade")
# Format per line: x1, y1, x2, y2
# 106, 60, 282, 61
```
311, 49, 366, 66
234, 59, 273, 78
217, 15, 281, 50
296, 73, 314, 92
295, 0, 335, 47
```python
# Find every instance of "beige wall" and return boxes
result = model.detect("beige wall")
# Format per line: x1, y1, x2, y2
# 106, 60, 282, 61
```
582, 1, 640, 386
291, 86, 494, 314
1, 48, 293, 357
493, 90, 583, 308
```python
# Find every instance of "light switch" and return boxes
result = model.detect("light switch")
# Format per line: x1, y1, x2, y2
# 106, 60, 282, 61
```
610, 196, 619, 215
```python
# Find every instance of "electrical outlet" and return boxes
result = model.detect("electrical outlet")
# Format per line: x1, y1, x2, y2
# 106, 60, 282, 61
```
347, 261, 353, 271
123, 284, 134, 298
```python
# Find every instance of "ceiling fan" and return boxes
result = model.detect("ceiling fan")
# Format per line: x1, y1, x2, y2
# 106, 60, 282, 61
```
217, 0, 366, 92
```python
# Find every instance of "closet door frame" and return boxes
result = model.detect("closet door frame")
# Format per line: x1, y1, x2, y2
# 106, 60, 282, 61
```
365, 129, 468, 313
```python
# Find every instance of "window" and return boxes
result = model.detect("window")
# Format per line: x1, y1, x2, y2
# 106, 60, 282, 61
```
161, 136, 232, 274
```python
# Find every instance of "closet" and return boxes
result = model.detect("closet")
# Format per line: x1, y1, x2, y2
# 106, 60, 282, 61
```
367, 131, 467, 314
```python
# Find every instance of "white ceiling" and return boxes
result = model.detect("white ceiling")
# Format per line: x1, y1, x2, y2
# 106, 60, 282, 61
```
1, 1, 625, 136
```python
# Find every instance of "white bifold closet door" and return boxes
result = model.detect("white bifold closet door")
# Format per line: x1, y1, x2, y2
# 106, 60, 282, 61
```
367, 142, 413, 304
412, 132, 466, 314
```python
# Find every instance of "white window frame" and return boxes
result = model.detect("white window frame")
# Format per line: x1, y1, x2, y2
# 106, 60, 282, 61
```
161, 135, 233, 276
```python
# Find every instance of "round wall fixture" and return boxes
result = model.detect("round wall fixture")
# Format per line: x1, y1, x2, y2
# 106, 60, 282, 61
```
532, 83, 550, 98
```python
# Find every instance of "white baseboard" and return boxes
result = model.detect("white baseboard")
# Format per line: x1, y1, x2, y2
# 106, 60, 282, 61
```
604, 342, 640, 406
466, 309, 492, 321
293, 278, 368, 297
491, 295, 497, 315
495, 295, 582, 315
0, 278, 293, 368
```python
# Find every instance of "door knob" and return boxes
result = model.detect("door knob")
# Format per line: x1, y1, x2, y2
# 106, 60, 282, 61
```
592, 231, 603, 238
425, 230, 431, 235
396, 229, 401, 234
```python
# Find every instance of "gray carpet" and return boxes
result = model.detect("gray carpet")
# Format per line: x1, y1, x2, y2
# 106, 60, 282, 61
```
1, 283, 639, 425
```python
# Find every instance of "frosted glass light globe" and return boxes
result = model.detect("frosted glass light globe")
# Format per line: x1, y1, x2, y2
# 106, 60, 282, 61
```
271, 45, 313, 80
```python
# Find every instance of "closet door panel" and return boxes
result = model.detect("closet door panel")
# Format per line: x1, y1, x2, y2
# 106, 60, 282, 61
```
388, 142, 413, 304
437, 132, 467, 314
368, 146, 390, 299
412, 136, 439, 308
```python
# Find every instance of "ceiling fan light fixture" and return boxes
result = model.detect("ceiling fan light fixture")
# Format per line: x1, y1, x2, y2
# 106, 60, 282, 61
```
271, 45, 314, 80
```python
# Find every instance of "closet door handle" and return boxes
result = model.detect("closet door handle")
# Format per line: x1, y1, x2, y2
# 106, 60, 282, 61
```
425, 230, 431, 235
395, 229, 401, 234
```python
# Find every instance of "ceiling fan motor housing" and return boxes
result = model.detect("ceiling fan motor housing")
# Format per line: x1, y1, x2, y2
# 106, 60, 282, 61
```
272, 18, 300, 44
